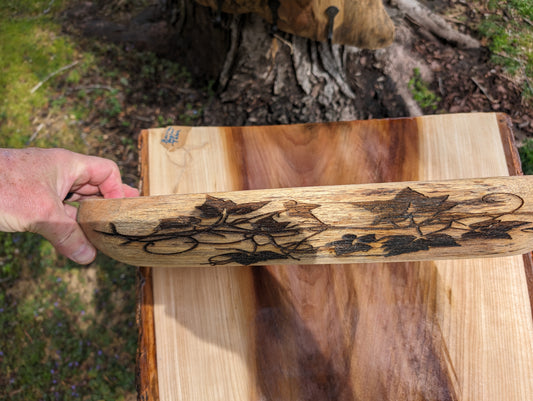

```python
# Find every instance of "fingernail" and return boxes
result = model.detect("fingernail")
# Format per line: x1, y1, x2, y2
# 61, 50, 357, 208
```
71, 244, 96, 265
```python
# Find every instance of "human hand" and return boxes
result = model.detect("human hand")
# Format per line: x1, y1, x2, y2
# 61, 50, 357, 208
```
0, 148, 139, 264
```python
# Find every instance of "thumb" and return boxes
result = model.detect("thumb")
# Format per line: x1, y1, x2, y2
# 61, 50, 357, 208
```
35, 204, 97, 265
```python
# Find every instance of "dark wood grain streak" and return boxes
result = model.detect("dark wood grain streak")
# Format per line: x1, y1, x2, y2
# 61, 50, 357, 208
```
352, 262, 458, 401
135, 114, 530, 399
227, 118, 459, 400
230, 119, 422, 190
136, 131, 159, 401
252, 265, 359, 400
135, 267, 159, 401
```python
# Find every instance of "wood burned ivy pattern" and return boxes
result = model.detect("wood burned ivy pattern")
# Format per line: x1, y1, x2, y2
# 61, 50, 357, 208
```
97, 187, 532, 265
99, 195, 328, 265
328, 188, 529, 258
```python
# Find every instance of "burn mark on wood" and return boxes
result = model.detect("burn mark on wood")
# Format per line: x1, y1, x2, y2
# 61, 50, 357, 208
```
98, 196, 327, 264
97, 187, 532, 264
328, 234, 374, 256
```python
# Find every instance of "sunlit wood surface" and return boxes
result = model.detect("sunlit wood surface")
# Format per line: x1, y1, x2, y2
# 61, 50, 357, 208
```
137, 113, 533, 401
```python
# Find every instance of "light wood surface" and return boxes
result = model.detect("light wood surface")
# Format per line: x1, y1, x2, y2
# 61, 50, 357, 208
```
80, 176, 533, 267
137, 113, 533, 401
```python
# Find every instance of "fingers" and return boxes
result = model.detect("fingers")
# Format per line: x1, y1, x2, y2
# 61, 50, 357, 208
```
122, 183, 140, 198
64, 183, 139, 201
67, 152, 139, 199
0, 148, 137, 265
35, 202, 97, 265
76, 156, 128, 199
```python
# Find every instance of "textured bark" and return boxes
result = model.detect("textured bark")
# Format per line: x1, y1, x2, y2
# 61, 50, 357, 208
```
70, 0, 483, 124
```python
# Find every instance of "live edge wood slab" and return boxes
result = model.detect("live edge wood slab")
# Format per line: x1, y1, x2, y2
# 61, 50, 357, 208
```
135, 113, 533, 401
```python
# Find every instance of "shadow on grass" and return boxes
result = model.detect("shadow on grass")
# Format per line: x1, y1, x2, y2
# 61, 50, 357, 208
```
0, 232, 137, 400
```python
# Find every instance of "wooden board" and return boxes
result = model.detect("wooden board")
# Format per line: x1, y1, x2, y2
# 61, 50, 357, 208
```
80, 176, 533, 266
136, 113, 533, 401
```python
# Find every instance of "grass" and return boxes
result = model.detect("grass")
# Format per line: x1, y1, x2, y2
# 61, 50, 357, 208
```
0, 238, 137, 400
519, 138, 533, 175
0, 0, 202, 397
0, 0, 82, 148
476, 0, 533, 102
478, 0, 533, 172
0, 1, 137, 399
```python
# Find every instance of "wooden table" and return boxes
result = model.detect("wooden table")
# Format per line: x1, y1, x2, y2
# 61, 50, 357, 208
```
136, 113, 533, 401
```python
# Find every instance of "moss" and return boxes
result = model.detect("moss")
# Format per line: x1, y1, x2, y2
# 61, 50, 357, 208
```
408, 68, 441, 111
0, 17, 79, 147
476, 1, 533, 102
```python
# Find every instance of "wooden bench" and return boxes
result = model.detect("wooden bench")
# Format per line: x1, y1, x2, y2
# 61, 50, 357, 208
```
136, 113, 533, 400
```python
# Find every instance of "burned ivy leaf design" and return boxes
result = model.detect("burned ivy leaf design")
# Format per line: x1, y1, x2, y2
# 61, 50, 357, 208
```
195, 195, 231, 218
97, 187, 532, 264
283, 200, 321, 219
327, 234, 375, 256
354, 187, 457, 227
252, 215, 292, 233
382, 233, 460, 257
424, 233, 461, 247
382, 235, 421, 256
462, 219, 529, 240
358, 234, 377, 243
98, 194, 322, 263
196, 195, 270, 218
208, 250, 289, 266
156, 216, 201, 231
229, 200, 272, 215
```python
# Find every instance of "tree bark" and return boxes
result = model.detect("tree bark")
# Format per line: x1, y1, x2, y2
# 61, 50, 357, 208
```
70, 0, 484, 126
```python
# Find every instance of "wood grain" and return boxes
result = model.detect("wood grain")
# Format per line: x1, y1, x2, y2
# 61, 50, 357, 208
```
79, 176, 533, 267
193, 0, 394, 48
135, 133, 159, 401
136, 113, 533, 401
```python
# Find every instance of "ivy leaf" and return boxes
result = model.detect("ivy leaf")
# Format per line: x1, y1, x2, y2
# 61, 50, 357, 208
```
462, 219, 528, 240
283, 200, 321, 219
156, 216, 201, 231
196, 195, 269, 218
228, 200, 271, 215
208, 250, 289, 266
252, 215, 291, 233
382, 233, 459, 257
358, 234, 377, 243
382, 235, 422, 256
196, 196, 236, 218
424, 233, 460, 248
327, 233, 374, 256
354, 187, 457, 226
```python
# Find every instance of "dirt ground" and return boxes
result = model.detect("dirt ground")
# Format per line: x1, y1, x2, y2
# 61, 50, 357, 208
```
60, 0, 533, 182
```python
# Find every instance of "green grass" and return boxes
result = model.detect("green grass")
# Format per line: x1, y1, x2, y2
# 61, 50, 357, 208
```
0, 2, 137, 399
476, 0, 533, 102
475, 0, 533, 170
519, 138, 533, 175
0, 1, 80, 147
